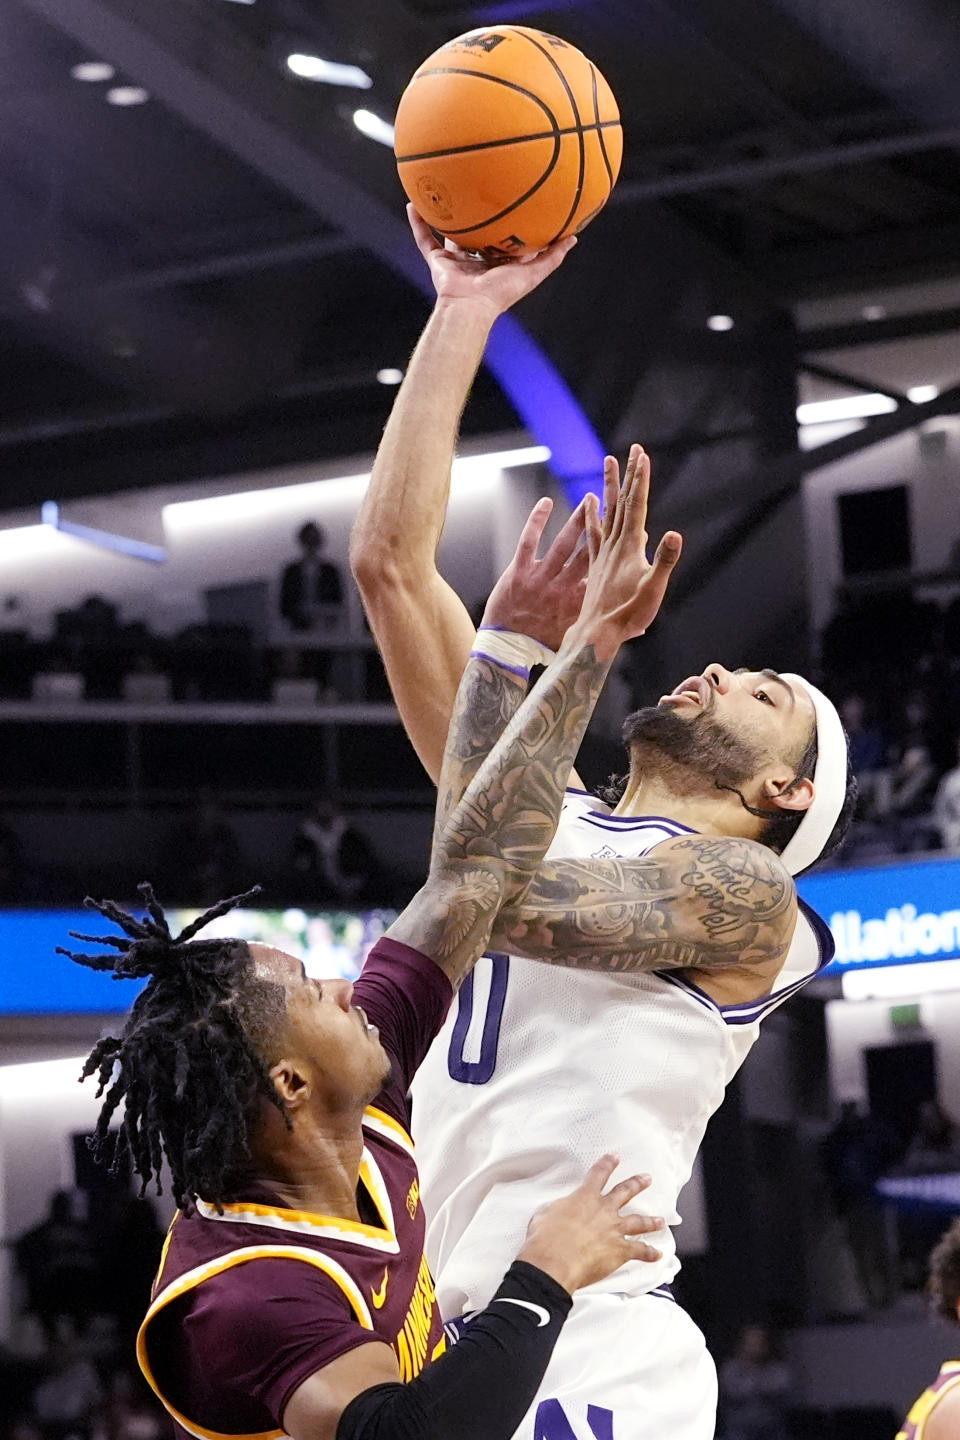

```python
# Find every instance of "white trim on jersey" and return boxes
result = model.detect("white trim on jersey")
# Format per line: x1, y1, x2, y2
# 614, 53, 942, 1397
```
655, 896, 835, 1026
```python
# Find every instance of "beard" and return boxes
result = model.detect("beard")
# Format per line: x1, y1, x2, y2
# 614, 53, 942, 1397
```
621, 703, 768, 794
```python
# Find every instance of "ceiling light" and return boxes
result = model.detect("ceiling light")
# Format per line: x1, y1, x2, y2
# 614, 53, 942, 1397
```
706, 314, 734, 332
353, 109, 396, 147
907, 385, 939, 404
287, 54, 373, 88
862, 304, 886, 321
106, 85, 149, 106
71, 61, 115, 82
163, 447, 549, 528
377, 368, 404, 385
797, 393, 898, 426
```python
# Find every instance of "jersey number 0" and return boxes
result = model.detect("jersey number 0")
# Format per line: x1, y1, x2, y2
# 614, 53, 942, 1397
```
446, 953, 510, 1084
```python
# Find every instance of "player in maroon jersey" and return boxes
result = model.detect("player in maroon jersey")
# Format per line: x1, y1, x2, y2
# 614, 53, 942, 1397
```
896, 1218, 960, 1440
62, 455, 681, 1440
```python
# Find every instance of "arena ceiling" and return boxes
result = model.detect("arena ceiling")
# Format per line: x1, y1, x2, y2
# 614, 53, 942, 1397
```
2, 0, 959, 508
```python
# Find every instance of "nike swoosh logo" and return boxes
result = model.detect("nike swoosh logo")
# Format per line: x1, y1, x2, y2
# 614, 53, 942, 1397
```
371, 1269, 389, 1309
493, 1297, 551, 1327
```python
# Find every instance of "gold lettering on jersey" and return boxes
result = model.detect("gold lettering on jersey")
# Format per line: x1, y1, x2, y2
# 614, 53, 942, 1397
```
393, 1253, 437, 1381
406, 1178, 420, 1219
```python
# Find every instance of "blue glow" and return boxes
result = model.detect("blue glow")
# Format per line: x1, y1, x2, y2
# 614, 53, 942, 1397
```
466, 0, 589, 20
6, 858, 960, 1014
0, 907, 394, 1014
485, 314, 605, 506
42, 501, 166, 564
797, 855, 960, 974
0, 910, 129, 1013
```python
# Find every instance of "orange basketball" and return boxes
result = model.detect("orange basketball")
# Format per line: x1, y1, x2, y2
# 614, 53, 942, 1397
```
394, 25, 622, 258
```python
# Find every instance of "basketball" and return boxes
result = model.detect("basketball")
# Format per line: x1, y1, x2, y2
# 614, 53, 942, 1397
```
394, 26, 622, 258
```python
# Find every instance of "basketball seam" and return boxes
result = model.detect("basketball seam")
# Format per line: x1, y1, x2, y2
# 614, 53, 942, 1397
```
590, 63, 615, 193
396, 120, 620, 166
439, 126, 564, 236
409, 64, 565, 239
512, 30, 586, 243
409, 66, 561, 130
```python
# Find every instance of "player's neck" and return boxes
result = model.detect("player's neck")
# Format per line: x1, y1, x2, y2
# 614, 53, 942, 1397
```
611, 769, 764, 840
254, 1113, 368, 1222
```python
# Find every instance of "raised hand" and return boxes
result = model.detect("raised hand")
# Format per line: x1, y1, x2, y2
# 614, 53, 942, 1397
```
518, 1154, 663, 1293
576, 445, 682, 658
482, 496, 591, 651
408, 204, 576, 317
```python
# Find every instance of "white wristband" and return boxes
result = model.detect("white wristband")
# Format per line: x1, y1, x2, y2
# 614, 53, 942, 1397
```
471, 626, 557, 679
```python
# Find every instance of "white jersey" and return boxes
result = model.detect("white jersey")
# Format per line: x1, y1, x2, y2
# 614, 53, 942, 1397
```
411, 790, 833, 1318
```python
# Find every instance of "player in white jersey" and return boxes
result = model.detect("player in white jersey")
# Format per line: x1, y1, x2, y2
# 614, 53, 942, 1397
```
350, 210, 856, 1440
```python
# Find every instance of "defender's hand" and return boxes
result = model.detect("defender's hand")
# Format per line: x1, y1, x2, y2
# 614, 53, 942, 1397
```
576, 445, 682, 657
518, 1154, 663, 1294
482, 497, 590, 651
408, 205, 576, 318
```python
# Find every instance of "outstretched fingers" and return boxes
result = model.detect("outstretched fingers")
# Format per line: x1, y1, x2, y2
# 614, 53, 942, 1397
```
584, 1152, 620, 1192
642, 530, 684, 615
541, 497, 588, 576
605, 1171, 653, 1207
601, 455, 620, 544
584, 492, 603, 563
512, 496, 555, 570
621, 446, 650, 542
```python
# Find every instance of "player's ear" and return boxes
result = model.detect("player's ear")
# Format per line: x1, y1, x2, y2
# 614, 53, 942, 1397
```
270, 1060, 311, 1108
763, 774, 815, 814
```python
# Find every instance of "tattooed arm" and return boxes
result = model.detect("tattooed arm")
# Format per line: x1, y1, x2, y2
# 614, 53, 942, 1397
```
388, 635, 614, 988
490, 834, 798, 974
388, 449, 682, 988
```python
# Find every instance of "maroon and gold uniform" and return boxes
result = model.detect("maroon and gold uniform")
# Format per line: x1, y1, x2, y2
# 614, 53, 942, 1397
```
137, 938, 452, 1440
897, 1360, 960, 1440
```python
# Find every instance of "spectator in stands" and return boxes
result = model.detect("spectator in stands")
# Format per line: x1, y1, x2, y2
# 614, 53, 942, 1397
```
31, 1337, 101, 1439
14, 1191, 101, 1339
280, 522, 344, 631
896, 1218, 960, 1438
717, 1324, 792, 1440
92, 1369, 167, 1440
290, 796, 380, 906
839, 692, 888, 817
820, 1100, 899, 1309
903, 1099, 960, 1175
875, 690, 937, 844
933, 735, 960, 851
840, 693, 886, 775
160, 790, 246, 906
279, 522, 345, 694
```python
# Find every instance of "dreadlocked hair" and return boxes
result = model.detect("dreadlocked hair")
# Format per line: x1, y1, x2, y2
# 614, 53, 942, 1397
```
60, 882, 290, 1212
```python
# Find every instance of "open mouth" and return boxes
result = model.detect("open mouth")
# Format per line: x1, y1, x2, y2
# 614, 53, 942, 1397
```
659, 675, 711, 708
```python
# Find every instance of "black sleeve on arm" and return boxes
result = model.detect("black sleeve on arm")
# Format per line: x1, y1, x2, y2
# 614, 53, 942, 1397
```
335, 1263, 571, 1440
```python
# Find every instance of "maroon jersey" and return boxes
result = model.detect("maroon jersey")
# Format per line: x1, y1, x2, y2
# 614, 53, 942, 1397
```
137, 937, 453, 1440
896, 1360, 960, 1439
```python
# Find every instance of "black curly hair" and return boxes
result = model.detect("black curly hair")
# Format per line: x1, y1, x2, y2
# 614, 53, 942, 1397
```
60, 883, 290, 1211
929, 1216, 960, 1324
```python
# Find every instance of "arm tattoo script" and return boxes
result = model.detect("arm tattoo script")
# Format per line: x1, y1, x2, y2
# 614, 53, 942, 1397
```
389, 642, 613, 986
492, 834, 797, 976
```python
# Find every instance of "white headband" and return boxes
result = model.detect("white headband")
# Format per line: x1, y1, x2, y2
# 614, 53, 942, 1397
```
778, 674, 848, 876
